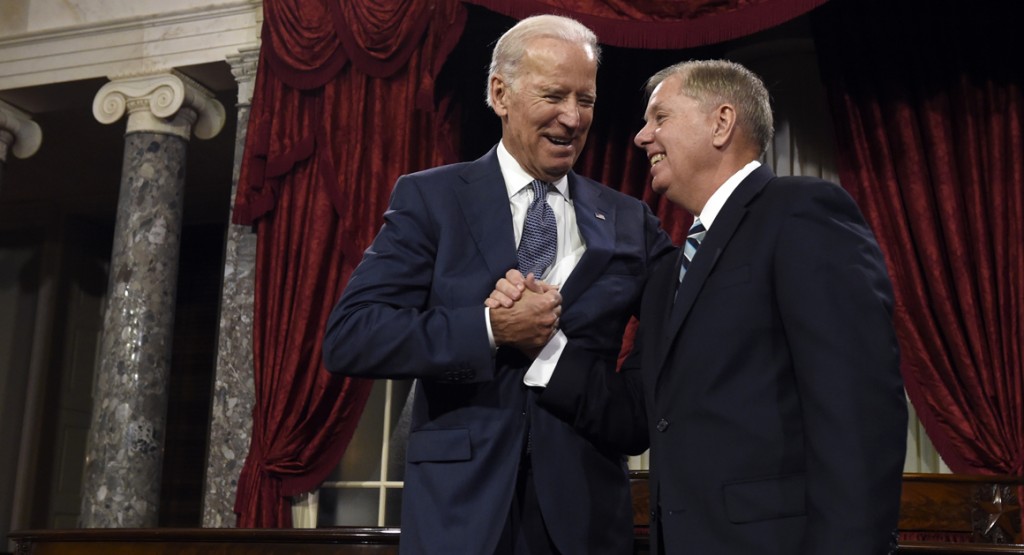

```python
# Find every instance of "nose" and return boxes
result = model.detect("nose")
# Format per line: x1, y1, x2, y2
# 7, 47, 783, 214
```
558, 99, 581, 129
634, 123, 653, 148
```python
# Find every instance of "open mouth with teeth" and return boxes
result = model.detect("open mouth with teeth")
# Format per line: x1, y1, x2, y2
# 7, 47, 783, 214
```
649, 153, 666, 166
547, 136, 573, 146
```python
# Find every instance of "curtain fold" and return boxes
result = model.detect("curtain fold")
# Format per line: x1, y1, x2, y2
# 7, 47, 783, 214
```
462, 0, 828, 49
233, 0, 468, 528
236, 0, 467, 225
262, 0, 347, 90
813, 0, 1024, 481
327, 0, 433, 79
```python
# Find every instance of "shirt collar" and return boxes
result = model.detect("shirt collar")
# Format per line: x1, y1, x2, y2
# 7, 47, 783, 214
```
497, 140, 570, 200
698, 160, 761, 229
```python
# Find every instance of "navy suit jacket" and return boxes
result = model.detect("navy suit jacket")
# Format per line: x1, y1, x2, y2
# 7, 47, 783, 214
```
323, 146, 672, 554
542, 165, 907, 554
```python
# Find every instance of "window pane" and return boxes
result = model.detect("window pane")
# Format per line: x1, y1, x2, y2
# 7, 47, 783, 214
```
386, 380, 414, 482
331, 380, 388, 482
384, 488, 404, 527
319, 487, 380, 526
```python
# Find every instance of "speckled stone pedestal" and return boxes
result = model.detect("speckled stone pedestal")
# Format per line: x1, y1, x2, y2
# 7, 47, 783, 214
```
202, 46, 259, 528
80, 130, 188, 527
82, 71, 224, 528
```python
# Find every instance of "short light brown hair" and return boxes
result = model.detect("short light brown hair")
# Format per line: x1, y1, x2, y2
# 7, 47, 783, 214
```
646, 59, 774, 156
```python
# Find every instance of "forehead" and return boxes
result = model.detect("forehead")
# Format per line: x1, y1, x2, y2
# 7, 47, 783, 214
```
645, 74, 692, 113
518, 38, 597, 84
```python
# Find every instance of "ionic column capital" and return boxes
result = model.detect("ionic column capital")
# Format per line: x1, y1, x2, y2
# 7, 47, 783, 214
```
227, 46, 260, 106
0, 99, 43, 161
92, 70, 226, 140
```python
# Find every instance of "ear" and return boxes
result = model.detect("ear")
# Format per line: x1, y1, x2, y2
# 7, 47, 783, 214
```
490, 75, 510, 117
711, 103, 737, 148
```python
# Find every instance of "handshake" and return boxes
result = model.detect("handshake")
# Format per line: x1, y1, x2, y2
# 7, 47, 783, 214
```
485, 269, 562, 358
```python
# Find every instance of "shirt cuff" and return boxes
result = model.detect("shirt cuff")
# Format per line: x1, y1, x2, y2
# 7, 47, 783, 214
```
523, 329, 567, 387
485, 306, 496, 350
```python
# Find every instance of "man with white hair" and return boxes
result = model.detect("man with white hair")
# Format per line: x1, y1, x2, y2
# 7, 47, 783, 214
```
324, 14, 672, 555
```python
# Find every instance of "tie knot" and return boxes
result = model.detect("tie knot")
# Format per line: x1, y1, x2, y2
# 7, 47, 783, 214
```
530, 179, 551, 200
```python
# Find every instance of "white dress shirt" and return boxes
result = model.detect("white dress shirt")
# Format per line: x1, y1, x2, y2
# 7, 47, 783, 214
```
698, 160, 761, 228
484, 141, 586, 386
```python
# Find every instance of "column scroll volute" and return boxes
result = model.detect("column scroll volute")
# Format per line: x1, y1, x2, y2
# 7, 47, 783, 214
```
92, 70, 226, 140
0, 99, 43, 160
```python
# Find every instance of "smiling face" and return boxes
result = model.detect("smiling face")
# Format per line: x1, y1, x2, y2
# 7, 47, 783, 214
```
489, 37, 597, 182
634, 72, 720, 214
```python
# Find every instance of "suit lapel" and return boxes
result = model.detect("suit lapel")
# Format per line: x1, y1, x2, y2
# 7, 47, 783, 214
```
454, 147, 518, 278
559, 173, 615, 308
654, 165, 775, 373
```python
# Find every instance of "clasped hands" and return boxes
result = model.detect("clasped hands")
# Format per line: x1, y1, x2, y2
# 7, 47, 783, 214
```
485, 269, 561, 358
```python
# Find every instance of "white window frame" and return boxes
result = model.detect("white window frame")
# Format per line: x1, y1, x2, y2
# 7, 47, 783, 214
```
318, 379, 408, 526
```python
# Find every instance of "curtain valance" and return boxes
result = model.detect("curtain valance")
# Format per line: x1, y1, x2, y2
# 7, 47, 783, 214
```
462, 0, 829, 49
262, 0, 444, 89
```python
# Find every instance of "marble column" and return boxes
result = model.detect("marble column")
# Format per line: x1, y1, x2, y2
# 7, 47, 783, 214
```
202, 46, 259, 528
0, 99, 43, 189
81, 70, 225, 528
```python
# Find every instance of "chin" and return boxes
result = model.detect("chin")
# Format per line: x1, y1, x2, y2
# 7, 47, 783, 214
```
544, 165, 573, 180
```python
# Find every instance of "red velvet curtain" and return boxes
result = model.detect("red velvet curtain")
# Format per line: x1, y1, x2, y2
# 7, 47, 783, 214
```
463, 0, 828, 49
232, 0, 468, 528
814, 0, 1024, 484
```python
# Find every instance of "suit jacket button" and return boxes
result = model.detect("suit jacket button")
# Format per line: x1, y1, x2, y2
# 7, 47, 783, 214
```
656, 418, 670, 432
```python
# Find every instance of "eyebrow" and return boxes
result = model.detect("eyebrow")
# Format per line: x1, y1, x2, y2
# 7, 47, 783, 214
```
643, 101, 663, 120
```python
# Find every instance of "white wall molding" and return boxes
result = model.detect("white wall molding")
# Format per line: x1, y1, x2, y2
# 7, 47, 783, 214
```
0, 0, 262, 91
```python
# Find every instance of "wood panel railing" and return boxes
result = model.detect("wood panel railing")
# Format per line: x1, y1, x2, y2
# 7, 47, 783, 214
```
8, 527, 1024, 554
630, 471, 1023, 552
900, 473, 1023, 544
10, 473, 1023, 554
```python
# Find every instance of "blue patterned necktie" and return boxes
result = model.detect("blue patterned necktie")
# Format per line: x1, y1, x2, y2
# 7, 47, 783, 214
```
678, 218, 706, 283
517, 179, 557, 278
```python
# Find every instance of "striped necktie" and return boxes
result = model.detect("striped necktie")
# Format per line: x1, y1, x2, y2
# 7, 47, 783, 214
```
678, 218, 706, 284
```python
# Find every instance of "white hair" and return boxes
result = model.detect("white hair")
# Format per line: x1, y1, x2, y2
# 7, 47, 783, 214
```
485, 14, 600, 107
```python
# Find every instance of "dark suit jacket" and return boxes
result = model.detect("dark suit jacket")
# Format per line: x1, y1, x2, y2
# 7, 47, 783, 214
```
542, 165, 907, 554
322, 146, 673, 555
